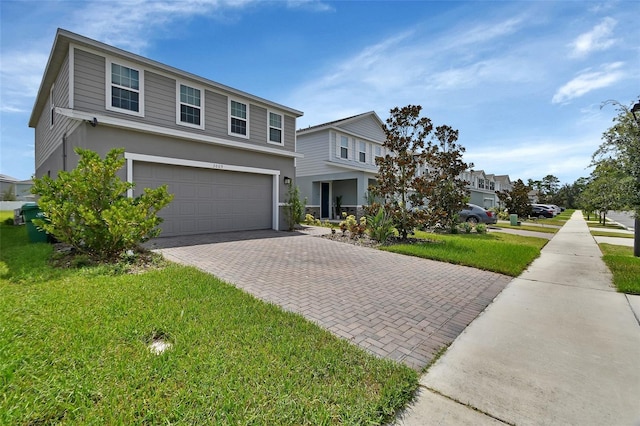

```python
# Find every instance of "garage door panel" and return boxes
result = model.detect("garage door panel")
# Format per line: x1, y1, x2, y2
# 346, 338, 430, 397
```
133, 162, 272, 237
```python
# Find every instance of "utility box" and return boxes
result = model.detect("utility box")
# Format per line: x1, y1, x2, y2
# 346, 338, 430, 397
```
509, 214, 519, 226
21, 203, 48, 243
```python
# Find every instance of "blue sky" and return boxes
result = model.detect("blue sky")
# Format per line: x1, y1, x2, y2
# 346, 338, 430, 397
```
1, 0, 638, 184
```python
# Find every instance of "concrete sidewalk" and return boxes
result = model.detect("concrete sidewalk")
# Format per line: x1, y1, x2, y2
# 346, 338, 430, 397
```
396, 211, 640, 425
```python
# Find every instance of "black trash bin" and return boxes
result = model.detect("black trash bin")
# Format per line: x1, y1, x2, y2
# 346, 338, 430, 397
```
21, 203, 48, 243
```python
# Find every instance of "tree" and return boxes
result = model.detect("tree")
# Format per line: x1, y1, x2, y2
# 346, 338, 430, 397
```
594, 99, 640, 256
418, 125, 471, 230
369, 105, 433, 239
496, 179, 531, 218
31, 147, 173, 261
582, 158, 631, 225
528, 175, 560, 204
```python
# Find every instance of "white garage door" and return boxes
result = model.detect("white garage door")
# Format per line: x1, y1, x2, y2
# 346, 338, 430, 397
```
134, 162, 273, 237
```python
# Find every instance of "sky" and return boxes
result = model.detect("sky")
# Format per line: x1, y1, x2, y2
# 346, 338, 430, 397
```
1, 0, 638, 185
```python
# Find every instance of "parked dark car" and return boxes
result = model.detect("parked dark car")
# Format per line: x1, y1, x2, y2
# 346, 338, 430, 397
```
459, 204, 497, 225
531, 205, 554, 218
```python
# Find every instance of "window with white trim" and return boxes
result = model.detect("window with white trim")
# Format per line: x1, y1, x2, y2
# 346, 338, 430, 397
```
489, 181, 495, 190
107, 61, 143, 115
229, 99, 249, 138
177, 83, 203, 128
375, 145, 382, 161
478, 178, 485, 189
358, 141, 366, 163
268, 111, 283, 144
49, 84, 55, 128
340, 136, 349, 159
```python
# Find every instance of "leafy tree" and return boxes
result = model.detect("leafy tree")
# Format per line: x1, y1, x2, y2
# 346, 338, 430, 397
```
496, 179, 531, 218
556, 178, 588, 209
283, 184, 305, 231
31, 147, 173, 261
419, 125, 471, 230
528, 175, 560, 204
581, 158, 631, 225
369, 105, 433, 239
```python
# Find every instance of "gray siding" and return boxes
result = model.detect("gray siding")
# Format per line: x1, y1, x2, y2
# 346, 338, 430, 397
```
35, 55, 73, 170
71, 46, 296, 155
296, 131, 330, 177
73, 49, 105, 113
338, 115, 385, 142
59, 124, 295, 204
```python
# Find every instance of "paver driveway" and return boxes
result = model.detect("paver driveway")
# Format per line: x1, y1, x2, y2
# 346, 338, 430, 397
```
147, 227, 512, 370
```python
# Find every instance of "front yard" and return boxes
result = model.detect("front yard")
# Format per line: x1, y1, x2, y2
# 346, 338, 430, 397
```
0, 216, 417, 424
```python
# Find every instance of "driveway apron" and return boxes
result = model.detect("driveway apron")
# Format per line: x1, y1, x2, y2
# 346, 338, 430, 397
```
147, 229, 511, 370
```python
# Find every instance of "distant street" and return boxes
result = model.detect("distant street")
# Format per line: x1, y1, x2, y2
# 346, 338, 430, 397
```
607, 211, 636, 230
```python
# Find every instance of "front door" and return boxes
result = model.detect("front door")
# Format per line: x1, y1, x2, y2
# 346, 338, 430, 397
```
321, 182, 330, 218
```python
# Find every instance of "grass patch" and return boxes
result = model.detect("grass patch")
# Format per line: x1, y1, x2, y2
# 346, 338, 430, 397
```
383, 231, 548, 277
591, 230, 634, 238
599, 243, 640, 295
493, 223, 558, 234
0, 216, 417, 424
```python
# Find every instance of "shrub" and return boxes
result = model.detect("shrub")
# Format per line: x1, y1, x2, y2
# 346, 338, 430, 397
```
366, 207, 394, 243
31, 147, 173, 261
461, 221, 473, 234
339, 214, 366, 239
284, 184, 306, 231
304, 213, 316, 224
476, 223, 487, 234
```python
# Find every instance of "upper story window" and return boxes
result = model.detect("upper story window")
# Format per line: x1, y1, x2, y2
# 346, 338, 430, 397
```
478, 178, 485, 189
107, 61, 143, 116
177, 83, 203, 129
375, 145, 382, 160
489, 181, 495, 190
340, 136, 349, 159
268, 111, 283, 145
49, 84, 55, 128
359, 141, 366, 163
229, 99, 249, 138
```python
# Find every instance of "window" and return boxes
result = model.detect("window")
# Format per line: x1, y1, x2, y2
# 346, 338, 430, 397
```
375, 145, 382, 160
268, 111, 283, 144
489, 181, 495, 190
229, 99, 249, 138
340, 136, 349, 159
177, 83, 203, 128
107, 61, 143, 115
359, 141, 366, 163
478, 178, 485, 189
49, 84, 55, 128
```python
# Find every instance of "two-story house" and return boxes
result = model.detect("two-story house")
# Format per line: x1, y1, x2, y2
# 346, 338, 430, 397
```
29, 29, 303, 237
296, 112, 386, 219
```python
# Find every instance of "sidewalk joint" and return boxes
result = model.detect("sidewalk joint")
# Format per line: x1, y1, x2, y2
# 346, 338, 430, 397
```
625, 294, 640, 327
420, 385, 515, 425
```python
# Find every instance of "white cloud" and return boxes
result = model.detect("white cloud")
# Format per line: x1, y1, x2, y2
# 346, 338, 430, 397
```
569, 17, 617, 58
286, 0, 334, 12
551, 62, 625, 104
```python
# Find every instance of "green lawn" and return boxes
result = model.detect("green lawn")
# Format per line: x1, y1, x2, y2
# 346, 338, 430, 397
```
599, 243, 640, 295
383, 231, 548, 277
0, 216, 417, 424
591, 230, 634, 238
492, 223, 559, 234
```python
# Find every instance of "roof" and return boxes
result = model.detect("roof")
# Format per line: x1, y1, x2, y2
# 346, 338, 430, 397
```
29, 28, 303, 128
296, 111, 384, 135
0, 174, 18, 182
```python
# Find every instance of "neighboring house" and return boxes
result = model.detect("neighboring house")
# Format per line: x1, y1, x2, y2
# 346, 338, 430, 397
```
528, 189, 540, 204
493, 174, 513, 208
0, 174, 34, 201
462, 170, 498, 209
296, 112, 387, 219
29, 29, 303, 236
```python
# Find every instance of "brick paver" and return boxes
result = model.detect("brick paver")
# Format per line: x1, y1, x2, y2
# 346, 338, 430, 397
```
146, 228, 511, 370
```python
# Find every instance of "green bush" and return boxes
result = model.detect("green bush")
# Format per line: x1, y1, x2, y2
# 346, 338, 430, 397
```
461, 221, 473, 234
366, 207, 395, 243
31, 148, 173, 261
283, 184, 306, 231
476, 223, 487, 234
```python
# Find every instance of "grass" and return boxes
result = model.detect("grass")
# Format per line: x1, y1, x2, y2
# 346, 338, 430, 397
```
383, 231, 548, 277
0, 214, 417, 424
591, 230, 634, 238
599, 243, 640, 295
492, 223, 559, 234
